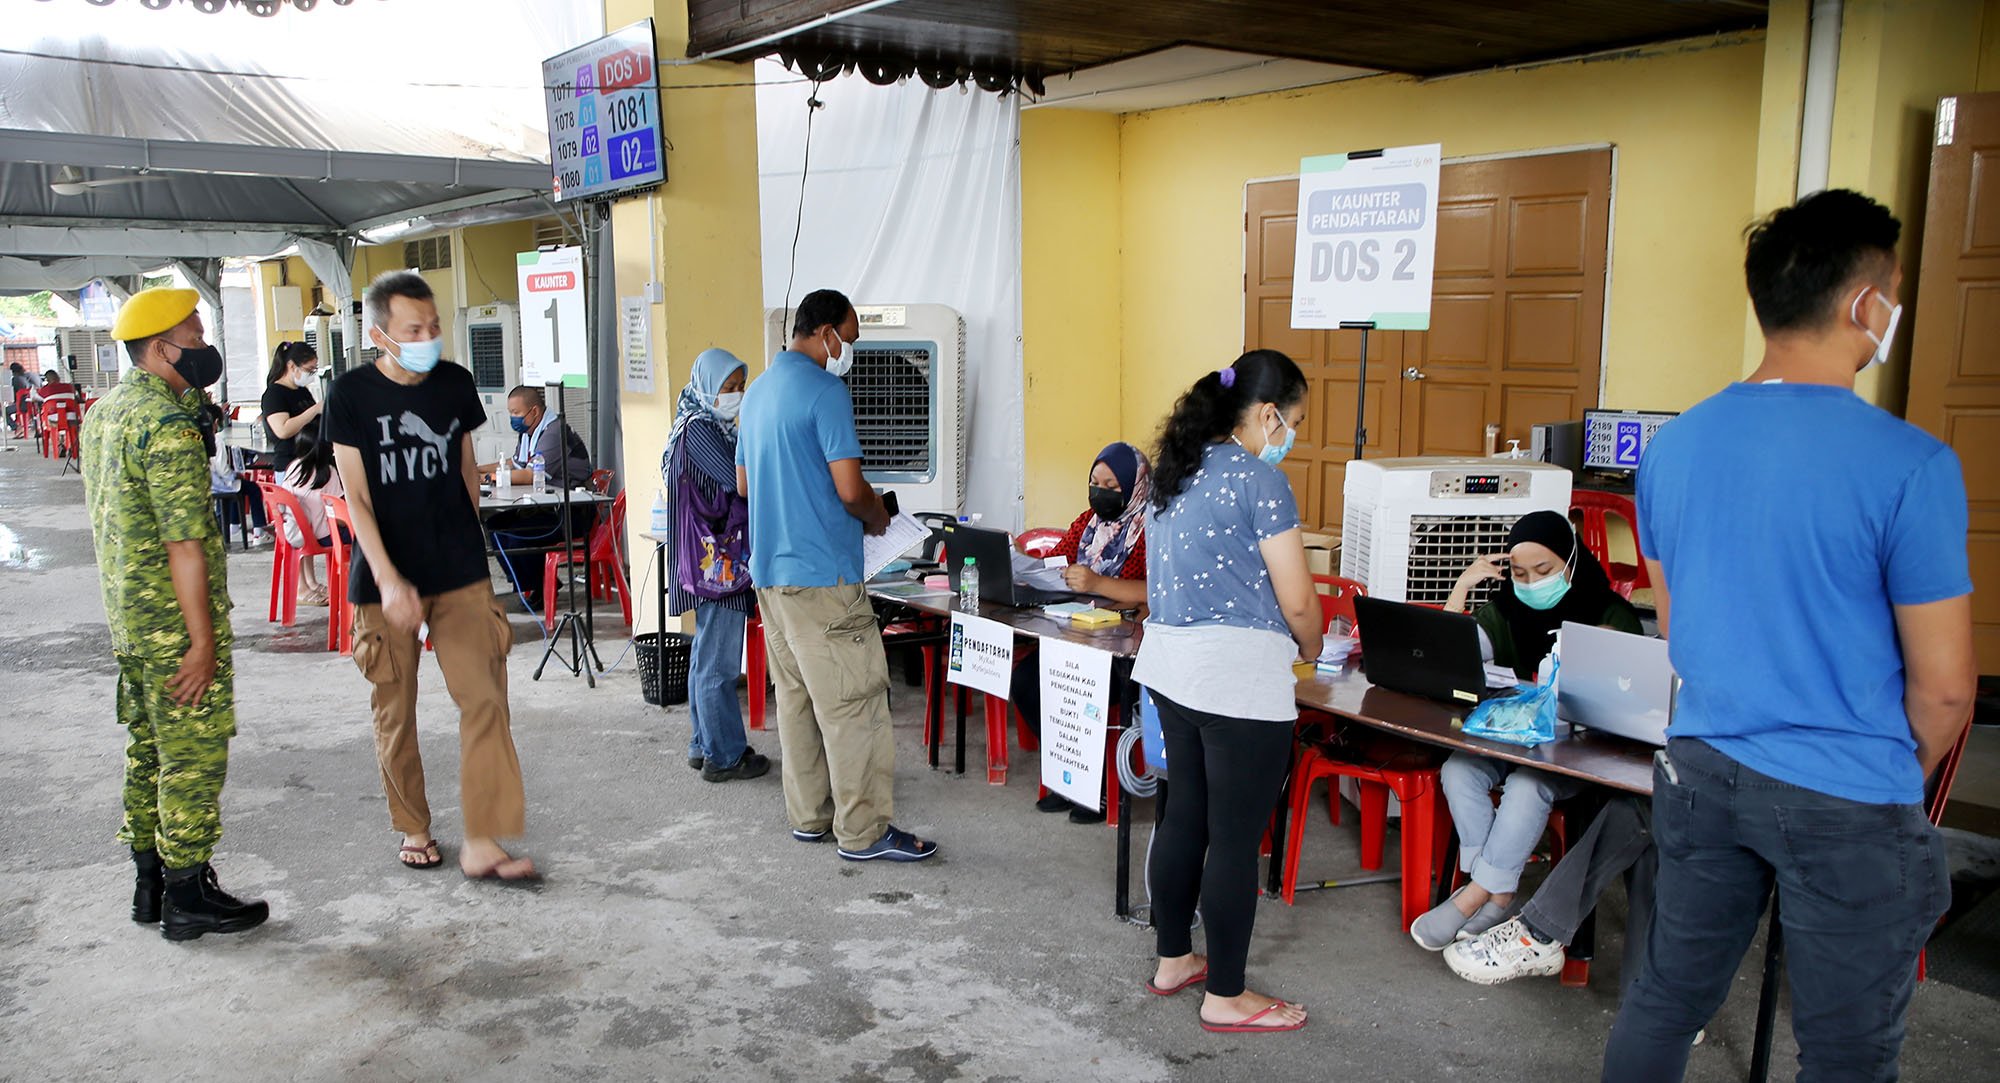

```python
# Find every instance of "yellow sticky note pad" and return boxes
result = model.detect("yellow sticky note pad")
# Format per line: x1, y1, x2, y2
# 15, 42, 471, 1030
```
1070, 608, 1123, 628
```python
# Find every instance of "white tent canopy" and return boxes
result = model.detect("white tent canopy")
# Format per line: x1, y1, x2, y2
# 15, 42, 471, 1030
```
0, 0, 601, 295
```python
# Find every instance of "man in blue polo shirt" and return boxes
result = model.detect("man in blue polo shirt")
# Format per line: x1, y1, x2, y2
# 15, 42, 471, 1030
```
1601, 190, 1976, 1081
735, 289, 937, 863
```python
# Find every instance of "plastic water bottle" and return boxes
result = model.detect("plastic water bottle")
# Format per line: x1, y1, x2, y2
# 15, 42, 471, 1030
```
530, 453, 547, 493
960, 557, 980, 615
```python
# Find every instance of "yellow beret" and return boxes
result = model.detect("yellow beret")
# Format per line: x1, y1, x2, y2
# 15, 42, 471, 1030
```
111, 287, 200, 341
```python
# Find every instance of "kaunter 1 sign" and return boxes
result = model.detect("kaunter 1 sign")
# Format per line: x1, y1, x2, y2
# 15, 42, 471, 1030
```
1289, 143, 1441, 331
517, 246, 589, 387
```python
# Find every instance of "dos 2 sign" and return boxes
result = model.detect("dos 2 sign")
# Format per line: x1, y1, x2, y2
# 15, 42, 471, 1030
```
1289, 143, 1441, 332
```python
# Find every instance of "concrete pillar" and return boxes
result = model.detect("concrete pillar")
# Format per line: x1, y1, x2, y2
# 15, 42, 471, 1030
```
603, 0, 765, 634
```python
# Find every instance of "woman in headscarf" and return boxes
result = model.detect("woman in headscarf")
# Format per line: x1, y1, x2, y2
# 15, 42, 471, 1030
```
661, 348, 768, 783
1011, 441, 1154, 822
1411, 510, 1644, 951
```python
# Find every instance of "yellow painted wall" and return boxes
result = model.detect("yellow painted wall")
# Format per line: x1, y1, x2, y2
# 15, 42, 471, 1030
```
1978, 0, 2000, 89
1830, 0, 1985, 411
1020, 108, 1124, 530
460, 220, 537, 307
1107, 34, 1768, 441
606, 0, 766, 634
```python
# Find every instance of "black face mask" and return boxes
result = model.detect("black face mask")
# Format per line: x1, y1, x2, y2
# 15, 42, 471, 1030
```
165, 341, 224, 390
1088, 485, 1127, 522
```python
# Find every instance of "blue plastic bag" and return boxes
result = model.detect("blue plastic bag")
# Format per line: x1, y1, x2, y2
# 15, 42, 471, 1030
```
1462, 659, 1559, 748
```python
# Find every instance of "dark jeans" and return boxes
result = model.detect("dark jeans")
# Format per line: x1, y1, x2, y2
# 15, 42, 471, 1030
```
1601, 738, 1950, 1083
1011, 647, 1042, 736
214, 481, 269, 530
1519, 795, 1655, 993
1149, 692, 1294, 998
489, 506, 597, 602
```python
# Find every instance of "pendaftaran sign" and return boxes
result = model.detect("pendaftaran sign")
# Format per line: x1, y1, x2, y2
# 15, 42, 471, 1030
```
1289, 143, 1442, 331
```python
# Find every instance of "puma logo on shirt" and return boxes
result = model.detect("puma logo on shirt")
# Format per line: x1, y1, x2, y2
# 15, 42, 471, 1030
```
370, 411, 462, 483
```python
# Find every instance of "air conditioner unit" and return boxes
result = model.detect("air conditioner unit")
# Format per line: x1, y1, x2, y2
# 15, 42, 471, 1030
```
56, 328, 119, 390
460, 303, 522, 465
762, 303, 967, 517
1340, 458, 1573, 606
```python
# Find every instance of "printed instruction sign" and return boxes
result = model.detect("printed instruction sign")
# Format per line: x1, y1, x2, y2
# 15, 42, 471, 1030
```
517, 246, 588, 387
1290, 142, 1441, 331
619, 296, 652, 394
1039, 638, 1114, 811
947, 612, 1014, 700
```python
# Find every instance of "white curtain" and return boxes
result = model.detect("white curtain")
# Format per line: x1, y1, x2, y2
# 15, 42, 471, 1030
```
755, 64, 1026, 530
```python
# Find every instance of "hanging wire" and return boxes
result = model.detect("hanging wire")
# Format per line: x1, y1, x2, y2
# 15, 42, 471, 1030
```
777, 79, 827, 337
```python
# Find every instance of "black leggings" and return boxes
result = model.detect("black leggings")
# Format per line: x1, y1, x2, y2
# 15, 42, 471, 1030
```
1149, 692, 1294, 997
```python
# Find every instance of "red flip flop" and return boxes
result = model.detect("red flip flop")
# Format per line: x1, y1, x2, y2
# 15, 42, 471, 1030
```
1200, 1001, 1307, 1034
1144, 968, 1208, 996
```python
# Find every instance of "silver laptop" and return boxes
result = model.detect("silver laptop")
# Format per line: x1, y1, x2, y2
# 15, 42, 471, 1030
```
1557, 622, 1677, 746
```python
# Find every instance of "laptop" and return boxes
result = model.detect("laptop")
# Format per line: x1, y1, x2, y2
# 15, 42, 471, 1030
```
943, 523, 1080, 608
1354, 596, 1517, 706
1556, 622, 1677, 746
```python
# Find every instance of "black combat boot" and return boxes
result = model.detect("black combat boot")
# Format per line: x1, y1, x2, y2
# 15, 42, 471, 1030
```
160, 862, 270, 942
131, 848, 165, 924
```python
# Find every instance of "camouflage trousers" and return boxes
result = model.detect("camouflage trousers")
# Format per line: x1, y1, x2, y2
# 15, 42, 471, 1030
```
115, 650, 237, 869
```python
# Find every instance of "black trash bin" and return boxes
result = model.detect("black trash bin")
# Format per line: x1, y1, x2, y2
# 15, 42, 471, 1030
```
634, 632, 692, 706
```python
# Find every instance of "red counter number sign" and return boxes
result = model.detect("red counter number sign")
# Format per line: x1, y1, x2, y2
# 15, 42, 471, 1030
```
596, 48, 652, 92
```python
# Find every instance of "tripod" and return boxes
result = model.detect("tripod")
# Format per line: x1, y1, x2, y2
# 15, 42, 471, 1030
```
533, 381, 603, 684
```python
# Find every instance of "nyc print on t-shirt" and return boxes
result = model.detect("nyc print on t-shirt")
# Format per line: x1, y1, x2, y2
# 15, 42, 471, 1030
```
372, 410, 462, 484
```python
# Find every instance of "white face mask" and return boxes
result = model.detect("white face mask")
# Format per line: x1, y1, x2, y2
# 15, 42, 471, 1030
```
824, 330, 854, 379
1851, 288, 1903, 369
714, 391, 743, 421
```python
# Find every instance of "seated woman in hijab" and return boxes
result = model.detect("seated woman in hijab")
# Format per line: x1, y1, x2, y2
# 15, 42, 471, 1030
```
1409, 509, 1642, 951
1011, 441, 1152, 822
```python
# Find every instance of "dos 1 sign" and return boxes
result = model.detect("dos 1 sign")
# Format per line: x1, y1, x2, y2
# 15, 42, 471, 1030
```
541, 19, 666, 202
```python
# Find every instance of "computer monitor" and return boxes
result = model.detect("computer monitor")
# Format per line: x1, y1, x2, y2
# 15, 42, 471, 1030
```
1582, 409, 1678, 474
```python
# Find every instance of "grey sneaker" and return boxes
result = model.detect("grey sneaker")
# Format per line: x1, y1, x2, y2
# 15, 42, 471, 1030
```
1409, 889, 1476, 951
1444, 918, 1565, 985
1456, 900, 1510, 941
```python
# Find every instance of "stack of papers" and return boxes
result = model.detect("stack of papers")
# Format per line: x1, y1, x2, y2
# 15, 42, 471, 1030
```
862, 513, 932, 581
1317, 634, 1359, 670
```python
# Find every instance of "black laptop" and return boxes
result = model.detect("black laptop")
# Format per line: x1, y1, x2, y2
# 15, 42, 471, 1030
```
1354, 596, 1516, 706
943, 523, 1079, 608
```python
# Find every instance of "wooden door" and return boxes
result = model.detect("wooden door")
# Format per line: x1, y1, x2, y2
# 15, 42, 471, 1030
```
1401, 150, 1611, 457
1245, 150, 1612, 531
1246, 180, 1403, 532
1909, 93, 2000, 673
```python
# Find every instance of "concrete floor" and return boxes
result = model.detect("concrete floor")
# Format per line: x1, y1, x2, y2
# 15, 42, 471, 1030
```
2, 440, 1996, 1083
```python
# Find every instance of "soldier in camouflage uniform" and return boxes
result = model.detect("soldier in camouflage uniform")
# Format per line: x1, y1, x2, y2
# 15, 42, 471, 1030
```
82, 287, 268, 941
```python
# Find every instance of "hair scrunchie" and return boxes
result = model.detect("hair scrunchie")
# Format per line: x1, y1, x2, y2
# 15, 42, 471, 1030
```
1217, 367, 1236, 388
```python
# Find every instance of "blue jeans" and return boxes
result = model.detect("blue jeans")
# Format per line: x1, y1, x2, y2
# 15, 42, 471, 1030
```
1601, 738, 1950, 1083
687, 603, 749, 769
1441, 753, 1580, 895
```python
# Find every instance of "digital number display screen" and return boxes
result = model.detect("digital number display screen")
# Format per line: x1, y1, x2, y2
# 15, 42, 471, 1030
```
1463, 475, 1501, 495
542, 20, 666, 202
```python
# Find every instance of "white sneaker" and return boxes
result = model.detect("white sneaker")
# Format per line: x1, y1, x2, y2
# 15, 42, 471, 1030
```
1443, 917, 1566, 985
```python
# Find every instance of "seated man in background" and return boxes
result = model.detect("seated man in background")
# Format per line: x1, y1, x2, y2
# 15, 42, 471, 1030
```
480, 384, 596, 613
37, 369, 79, 401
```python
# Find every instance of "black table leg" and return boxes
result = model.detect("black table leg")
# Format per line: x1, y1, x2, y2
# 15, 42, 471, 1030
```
927, 631, 944, 770
954, 686, 967, 776
1266, 739, 1295, 898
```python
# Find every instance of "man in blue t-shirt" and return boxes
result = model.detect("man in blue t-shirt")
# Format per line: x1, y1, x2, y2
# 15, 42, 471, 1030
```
1602, 190, 1976, 1082
734, 289, 937, 863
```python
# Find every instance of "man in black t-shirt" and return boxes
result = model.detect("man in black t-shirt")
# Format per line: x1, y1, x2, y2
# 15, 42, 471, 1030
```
327, 270, 536, 883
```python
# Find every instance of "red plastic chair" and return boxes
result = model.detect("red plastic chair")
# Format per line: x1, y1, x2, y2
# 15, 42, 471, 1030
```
1017, 527, 1064, 558
543, 492, 630, 630
1312, 573, 1366, 636
588, 468, 614, 495
38, 398, 82, 462
1571, 491, 1650, 600
746, 610, 769, 731
11, 389, 36, 439
254, 482, 335, 629
1916, 719, 1975, 982
1280, 723, 1448, 930
320, 493, 354, 655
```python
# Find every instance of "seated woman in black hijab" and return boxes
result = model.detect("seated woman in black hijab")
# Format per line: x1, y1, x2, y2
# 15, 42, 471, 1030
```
1409, 510, 1643, 952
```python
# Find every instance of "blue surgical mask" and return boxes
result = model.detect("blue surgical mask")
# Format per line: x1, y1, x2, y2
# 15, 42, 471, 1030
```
383, 331, 442, 374
1514, 569, 1572, 611
1259, 415, 1296, 466
509, 415, 531, 434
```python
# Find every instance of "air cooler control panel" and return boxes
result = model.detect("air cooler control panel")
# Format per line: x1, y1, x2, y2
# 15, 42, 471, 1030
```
1428, 469, 1534, 498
